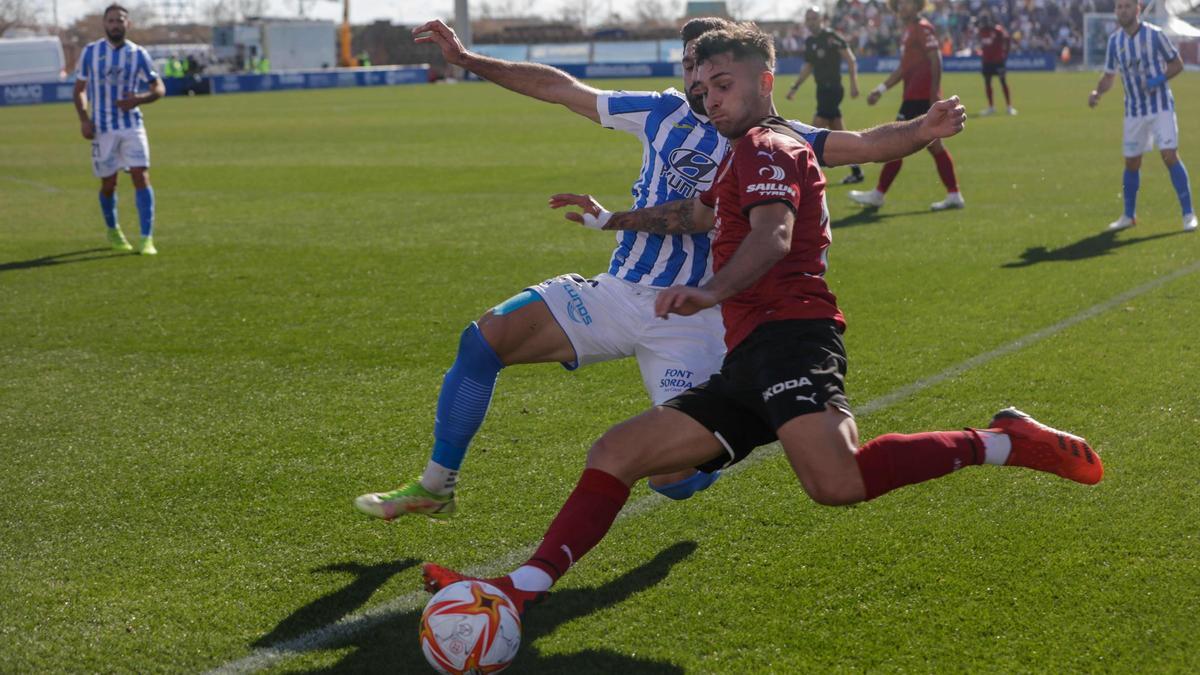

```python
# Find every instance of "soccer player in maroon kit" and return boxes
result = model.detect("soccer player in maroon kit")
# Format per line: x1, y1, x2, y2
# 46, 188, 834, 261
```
850, 0, 965, 211
978, 11, 1016, 116
422, 24, 1102, 622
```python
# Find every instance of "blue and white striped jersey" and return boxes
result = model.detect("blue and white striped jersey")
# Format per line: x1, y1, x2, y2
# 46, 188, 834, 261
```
1104, 22, 1179, 118
75, 39, 159, 133
598, 88, 827, 288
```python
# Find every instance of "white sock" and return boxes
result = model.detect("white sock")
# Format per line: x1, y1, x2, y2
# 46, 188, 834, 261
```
978, 430, 1012, 465
419, 460, 458, 496
508, 565, 553, 593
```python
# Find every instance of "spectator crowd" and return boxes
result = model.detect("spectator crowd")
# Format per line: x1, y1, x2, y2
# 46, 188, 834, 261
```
776, 0, 1115, 62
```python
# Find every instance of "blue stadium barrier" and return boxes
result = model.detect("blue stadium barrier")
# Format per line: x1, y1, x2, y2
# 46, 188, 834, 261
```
0, 81, 78, 106
206, 66, 429, 95
0, 65, 430, 107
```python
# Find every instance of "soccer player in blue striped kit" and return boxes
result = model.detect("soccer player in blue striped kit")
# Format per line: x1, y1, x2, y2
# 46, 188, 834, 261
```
72, 4, 164, 255
354, 18, 969, 520
1089, 0, 1196, 233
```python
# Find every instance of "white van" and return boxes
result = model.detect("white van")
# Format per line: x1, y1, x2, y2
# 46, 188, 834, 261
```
0, 37, 66, 84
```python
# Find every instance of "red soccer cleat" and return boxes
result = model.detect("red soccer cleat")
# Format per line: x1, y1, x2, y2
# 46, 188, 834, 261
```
421, 563, 546, 616
989, 407, 1103, 485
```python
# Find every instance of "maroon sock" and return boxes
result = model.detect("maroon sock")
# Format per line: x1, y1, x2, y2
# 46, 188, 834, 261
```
525, 468, 631, 583
853, 430, 983, 500
877, 159, 903, 193
932, 149, 959, 193
1001, 79, 1011, 105
985, 80, 994, 106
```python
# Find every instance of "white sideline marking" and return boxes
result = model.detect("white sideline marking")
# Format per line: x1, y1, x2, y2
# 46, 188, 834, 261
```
209, 260, 1200, 674
1, 175, 61, 193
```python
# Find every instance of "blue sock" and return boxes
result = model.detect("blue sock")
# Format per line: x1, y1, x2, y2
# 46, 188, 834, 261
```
99, 192, 117, 229
1168, 161, 1193, 216
430, 323, 504, 472
650, 470, 721, 501
135, 187, 155, 237
1123, 169, 1139, 219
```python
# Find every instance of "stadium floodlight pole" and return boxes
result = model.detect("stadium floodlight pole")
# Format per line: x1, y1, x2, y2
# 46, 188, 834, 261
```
455, 0, 472, 47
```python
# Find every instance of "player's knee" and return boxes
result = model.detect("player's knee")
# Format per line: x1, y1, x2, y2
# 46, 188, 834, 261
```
800, 474, 863, 506
585, 433, 645, 481
455, 322, 503, 372
649, 470, 721, 500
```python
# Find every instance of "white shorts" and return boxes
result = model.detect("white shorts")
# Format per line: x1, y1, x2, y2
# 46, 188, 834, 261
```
1123, 111, 1179, 157
531, 273, 727, 405
91, 127, 151, 178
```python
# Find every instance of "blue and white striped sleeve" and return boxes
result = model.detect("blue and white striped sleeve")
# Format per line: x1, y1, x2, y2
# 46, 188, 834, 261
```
1104, 33, 1118, 74
75, 44, 91, 81
138, 48, 160, 81
597, 90, 664, 134
1154, 30, 1179, 63
784, 119, 831, 167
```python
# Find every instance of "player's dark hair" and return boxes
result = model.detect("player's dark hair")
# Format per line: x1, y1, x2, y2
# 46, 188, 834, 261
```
104, 3, 129, 18
693, 23, 776, 72
681, 17, 734, 45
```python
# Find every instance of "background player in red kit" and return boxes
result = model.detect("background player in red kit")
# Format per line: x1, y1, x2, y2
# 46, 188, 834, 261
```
978, 11, 1016, 116
850, 0, 965, 211
420, 24, 1103, 621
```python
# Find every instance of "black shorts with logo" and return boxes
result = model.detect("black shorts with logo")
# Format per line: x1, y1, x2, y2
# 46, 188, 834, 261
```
982, 61, 1007, 77
815, 83, 845, 120
896, 99, 932, 121
662, 319, 850, 474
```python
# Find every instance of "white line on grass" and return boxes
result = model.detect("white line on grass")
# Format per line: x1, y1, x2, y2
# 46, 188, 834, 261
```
1, 175, 62, 193
209, 259, 1200, 674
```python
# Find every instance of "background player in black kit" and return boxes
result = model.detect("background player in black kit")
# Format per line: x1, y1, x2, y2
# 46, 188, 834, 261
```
787, 6, 864, 183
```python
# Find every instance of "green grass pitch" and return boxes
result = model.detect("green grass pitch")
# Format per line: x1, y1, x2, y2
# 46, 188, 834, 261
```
1, 71, 1198, 673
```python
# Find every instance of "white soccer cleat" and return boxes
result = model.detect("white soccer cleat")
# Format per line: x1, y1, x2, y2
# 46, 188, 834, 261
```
1106, 215, 1136, 232
980, 106, 996, 116
849, 189, 885, 208
1007, 106, 1018, 116
1184, 213, 1198, 232
931, 192, 965, 211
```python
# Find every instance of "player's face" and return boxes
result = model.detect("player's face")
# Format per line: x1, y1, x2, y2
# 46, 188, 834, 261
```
896, 0, 920, 21
104, 10, 129, 43
681, 40, 707, 116
804, 9, 822, 33
1114, 0, 1140, 28
697, 53, 772, 139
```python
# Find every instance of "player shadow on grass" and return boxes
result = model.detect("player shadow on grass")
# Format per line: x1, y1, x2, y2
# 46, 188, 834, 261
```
1003, 229, 1187, 268
291, 541, 698, 674
830, 208, 930, 230
0, 248, 132, 273
254, 559, 421, 648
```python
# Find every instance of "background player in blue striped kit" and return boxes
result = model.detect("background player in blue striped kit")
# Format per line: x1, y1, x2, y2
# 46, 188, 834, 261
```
72, 4, 164, 255
1089, 0, 1195, 233
353, 17, 969, 520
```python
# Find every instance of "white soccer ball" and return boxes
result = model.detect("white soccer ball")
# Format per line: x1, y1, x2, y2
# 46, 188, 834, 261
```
419, 580, 522, 674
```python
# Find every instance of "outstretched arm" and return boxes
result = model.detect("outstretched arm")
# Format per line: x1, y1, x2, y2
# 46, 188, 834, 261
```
548, 193, 715, 235
820, 96, 966, 166
414, 19, 602, 122
655, 202, 794, 318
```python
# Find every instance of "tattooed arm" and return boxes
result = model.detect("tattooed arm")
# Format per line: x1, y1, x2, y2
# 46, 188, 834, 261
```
547, 194, 715, 235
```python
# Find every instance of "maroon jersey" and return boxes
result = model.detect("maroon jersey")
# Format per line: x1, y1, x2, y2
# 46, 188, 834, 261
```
900, 18, 941, 101
698, 119, 844, 351
978, 25, 1009, 63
